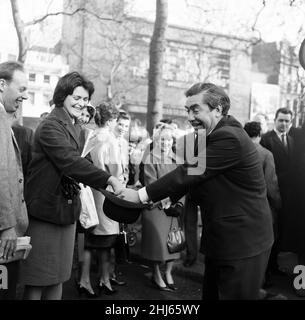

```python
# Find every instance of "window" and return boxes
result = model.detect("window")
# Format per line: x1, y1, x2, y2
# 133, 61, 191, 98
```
44, 75, 50, 84
29, 73, 36, 82
28, 92, 35, 105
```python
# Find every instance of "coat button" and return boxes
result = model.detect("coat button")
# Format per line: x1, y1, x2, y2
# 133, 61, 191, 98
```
22, 199, 25, 203
19, 178, 23, 183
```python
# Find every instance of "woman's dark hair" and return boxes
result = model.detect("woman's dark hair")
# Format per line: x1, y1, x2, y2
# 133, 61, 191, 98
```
94, 101, 119, 127
52, 72, 94, 108
244, 121, 262, 138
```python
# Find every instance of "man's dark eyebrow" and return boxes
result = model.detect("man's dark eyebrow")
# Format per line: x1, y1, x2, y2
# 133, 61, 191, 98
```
185, 103, 201, 113
188, 104, 200, 111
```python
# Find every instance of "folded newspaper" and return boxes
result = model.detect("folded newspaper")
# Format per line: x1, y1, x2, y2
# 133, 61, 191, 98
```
0, 236, 32, 264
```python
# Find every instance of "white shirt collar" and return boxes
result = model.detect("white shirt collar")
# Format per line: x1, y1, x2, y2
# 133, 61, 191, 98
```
274, 128, 287, 139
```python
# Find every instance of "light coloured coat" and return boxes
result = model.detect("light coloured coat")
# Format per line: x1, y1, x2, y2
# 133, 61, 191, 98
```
90, 128, 128, 235
0, 102, 28, 236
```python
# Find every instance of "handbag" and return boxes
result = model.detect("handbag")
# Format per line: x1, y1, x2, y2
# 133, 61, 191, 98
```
79, 183, 99, 229
164, 201, 184, 217
114, 224, 130, 264
167, 216, 186, 254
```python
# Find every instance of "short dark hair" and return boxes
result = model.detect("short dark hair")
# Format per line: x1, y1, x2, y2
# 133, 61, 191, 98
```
94, 101, 119, 127
244, 121, 262, 138
117, 110, 130, 122
185, 82, 230, 115
275, 108, 293, 120
0, 61, 24, 83
52, 72, 94, 108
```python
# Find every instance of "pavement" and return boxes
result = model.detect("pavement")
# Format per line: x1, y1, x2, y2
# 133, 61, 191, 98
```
124, 233, 305, 300
15, 222, 305, 300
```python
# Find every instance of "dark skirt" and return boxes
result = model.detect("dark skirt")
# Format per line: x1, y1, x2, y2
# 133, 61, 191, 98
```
85, 233, 117, 249
20, 217, 76, 286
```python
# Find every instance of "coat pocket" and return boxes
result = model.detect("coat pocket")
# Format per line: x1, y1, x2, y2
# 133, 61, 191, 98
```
28, 191, 81, 225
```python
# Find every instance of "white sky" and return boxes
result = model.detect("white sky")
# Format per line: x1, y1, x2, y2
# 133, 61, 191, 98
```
1, 0, 305, 55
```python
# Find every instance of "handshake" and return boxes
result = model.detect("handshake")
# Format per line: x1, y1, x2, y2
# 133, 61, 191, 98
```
106, 176, 143, 203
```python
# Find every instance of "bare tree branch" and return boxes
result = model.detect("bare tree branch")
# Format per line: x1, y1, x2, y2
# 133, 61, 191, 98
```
10, 0, 29, 63
24, 7, 122, 27
251, 1, 266, 33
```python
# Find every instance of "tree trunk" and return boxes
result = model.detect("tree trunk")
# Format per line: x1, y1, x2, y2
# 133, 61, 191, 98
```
146, 0, 168, 136
10, 0, 29, 64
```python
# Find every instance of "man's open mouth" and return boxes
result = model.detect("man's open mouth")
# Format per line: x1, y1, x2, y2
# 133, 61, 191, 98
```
190, 120, 203, 128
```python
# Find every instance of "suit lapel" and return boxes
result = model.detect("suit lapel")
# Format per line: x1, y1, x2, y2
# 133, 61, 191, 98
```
270, 130, 294, 158
50, 108, 80, 149
11, 129, 23, 168
271, 130, 286, 152
287, 134, 294, 154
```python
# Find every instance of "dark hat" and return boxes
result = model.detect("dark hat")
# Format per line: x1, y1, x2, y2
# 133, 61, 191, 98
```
98, 188, 147, 224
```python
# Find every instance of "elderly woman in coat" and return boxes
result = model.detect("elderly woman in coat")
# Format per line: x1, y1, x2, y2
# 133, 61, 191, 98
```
141, 123, 183, 291
21, 72, 123, 300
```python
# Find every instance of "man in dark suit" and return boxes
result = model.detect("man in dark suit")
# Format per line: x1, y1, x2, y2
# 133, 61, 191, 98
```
244, 121, 282, 290
260, 108, 296, 256
121, 83, 273, 300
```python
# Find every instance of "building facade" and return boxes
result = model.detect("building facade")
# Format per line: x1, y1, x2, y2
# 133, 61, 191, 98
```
61, 0, 254, 128
252, 41, 305, 127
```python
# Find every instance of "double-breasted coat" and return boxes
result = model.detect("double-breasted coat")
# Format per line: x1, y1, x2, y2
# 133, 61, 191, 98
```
21, 107, 111, 286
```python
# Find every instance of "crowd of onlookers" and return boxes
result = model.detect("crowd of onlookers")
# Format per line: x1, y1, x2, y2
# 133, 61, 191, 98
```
1, 59, 305, 300
0, 61, 194, 300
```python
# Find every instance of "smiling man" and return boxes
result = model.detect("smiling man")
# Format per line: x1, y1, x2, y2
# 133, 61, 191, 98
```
0, 61, 29, 300
120, 82, 274, 300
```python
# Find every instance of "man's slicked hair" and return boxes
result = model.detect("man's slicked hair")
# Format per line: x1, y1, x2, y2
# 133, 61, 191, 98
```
275, 107, 293, 120
0, 61, 24, 83
53, 71, 94, 108
185, 82, 230, 115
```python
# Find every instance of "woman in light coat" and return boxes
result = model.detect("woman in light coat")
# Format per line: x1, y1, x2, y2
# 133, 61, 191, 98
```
141, 123, 183, 291
79, 102, 126, 295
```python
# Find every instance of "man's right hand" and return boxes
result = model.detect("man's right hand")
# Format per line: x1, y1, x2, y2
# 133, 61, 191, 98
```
0, 227, 17, 260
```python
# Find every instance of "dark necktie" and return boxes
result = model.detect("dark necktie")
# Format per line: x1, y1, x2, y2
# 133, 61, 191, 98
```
281, 133, 287, 149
